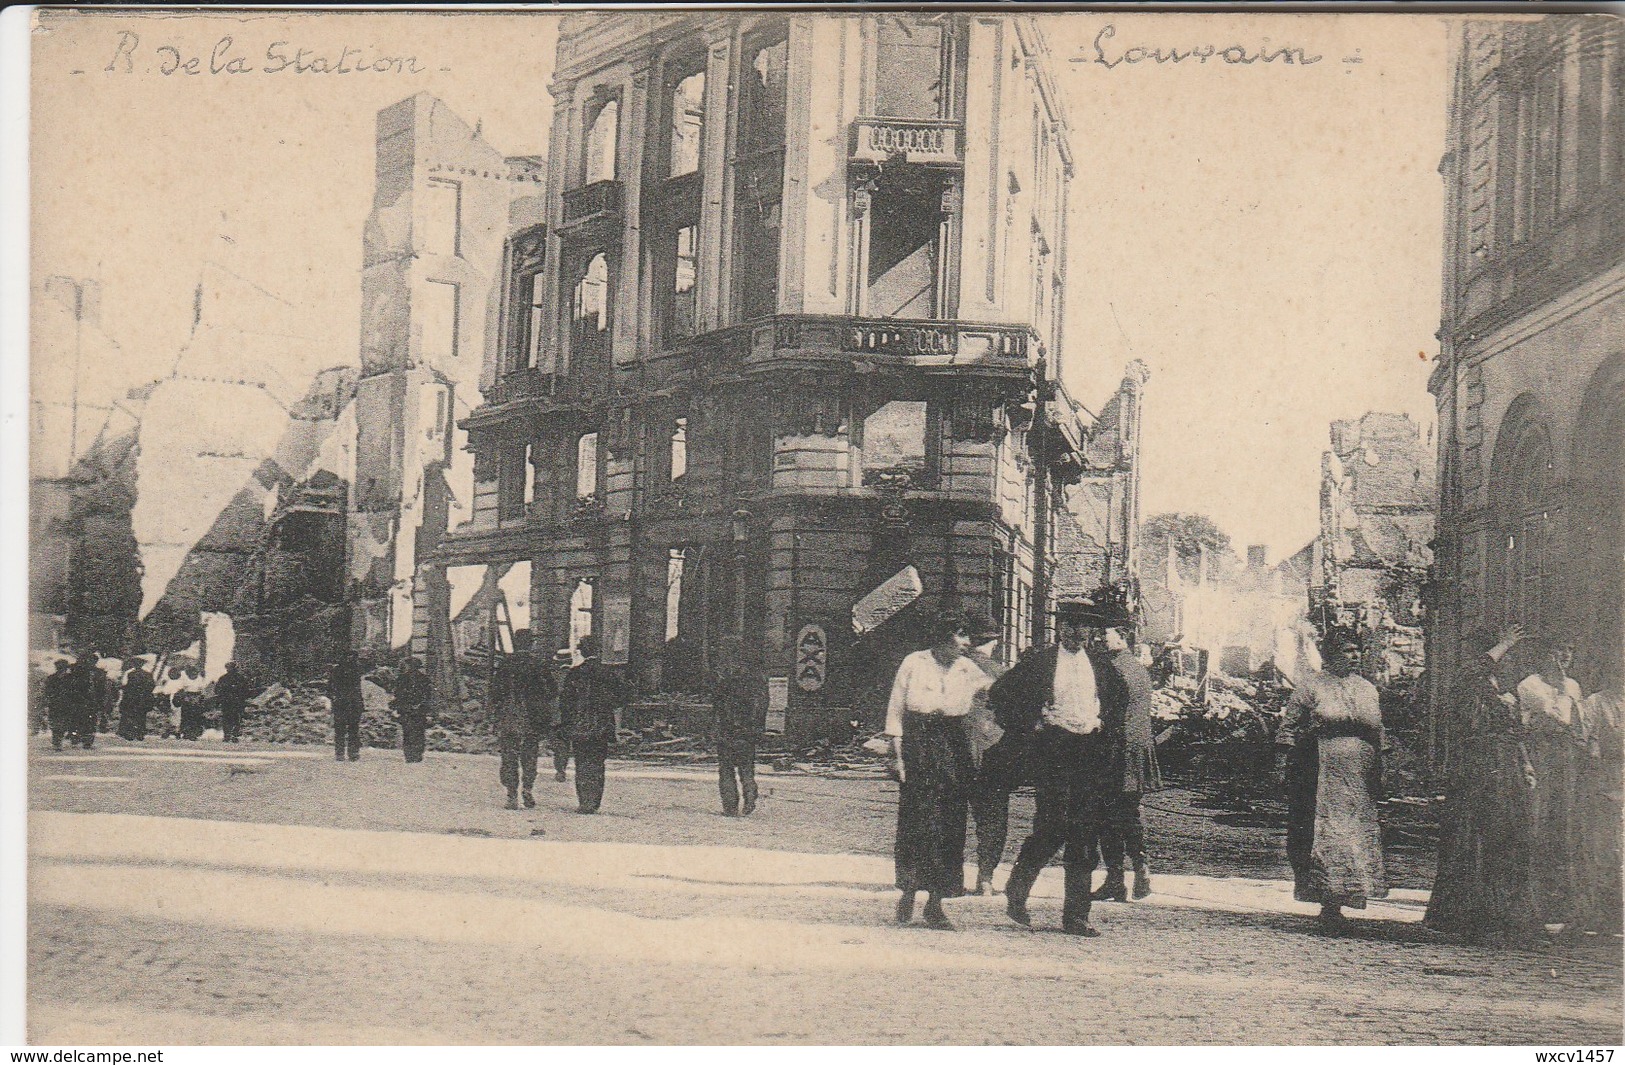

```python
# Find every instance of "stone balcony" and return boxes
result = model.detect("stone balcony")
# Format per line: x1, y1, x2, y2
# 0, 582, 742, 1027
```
742, 314, 1033, 369
849, 118, 964, 167
559, 178, 623, 235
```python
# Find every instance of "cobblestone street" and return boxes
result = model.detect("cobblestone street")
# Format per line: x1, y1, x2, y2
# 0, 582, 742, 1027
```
27, 738, 1624, 1045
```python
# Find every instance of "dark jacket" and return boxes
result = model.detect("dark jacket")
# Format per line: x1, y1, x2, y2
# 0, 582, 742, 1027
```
714, 668, 764, 748
1106, 648, 1159, 793
64, 661, 104, 725
490, 653, 555, 740
44, 669, 76, 727
987, 644, 1124, 745
392, 671, 433, 722
120, 669, 157, 711
560, 658, 630, 743
328, 659, 365, 721
214, 669, 257, 709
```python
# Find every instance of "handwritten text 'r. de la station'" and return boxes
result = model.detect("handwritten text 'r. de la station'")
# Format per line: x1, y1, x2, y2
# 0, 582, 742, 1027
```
104, 32, 426, 76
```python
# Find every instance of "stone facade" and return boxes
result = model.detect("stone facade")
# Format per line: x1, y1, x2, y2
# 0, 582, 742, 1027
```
1429, 16, 1625, 762
437, 13, 1118, 739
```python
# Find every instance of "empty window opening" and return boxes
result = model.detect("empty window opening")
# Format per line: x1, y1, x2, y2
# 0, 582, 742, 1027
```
665, 547, 687, 642
668, 68, 706, 178
422, 280, 460, 363
672, 225, 698, 340
576, 432, 599, 499
423, 179, 461, 256
875, 15, 949, 120
585, 98, 620, 184
866, 180, 941, 319
670, 417, 688, 481
861, 400, 929, 486
570, 578, 596, 653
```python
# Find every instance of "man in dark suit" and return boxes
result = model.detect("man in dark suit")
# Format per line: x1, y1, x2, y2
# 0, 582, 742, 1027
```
328, 652, 366, 761
713, 638, 764, 816
988, 597, 1124, 936
214, 661, 257, 744
490, 630, 556, 809
1092, 619, 1160, 902
559, 634, 630, 814
392, 655, 433, 764
117, 659, 158, 741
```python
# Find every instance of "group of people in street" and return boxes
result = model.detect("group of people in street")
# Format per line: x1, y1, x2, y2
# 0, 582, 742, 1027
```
885, 593, 1158, 936
1426, 625, 1623, 942
36, 652, 218, 748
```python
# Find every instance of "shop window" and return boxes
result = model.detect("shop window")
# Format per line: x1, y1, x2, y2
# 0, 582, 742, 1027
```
585, 97, 620, 184
667, 65, 706, 178
576, 431, 599, 500
422, 280, 459, 362
423, 178, 461, 256
862, 400, 930, 486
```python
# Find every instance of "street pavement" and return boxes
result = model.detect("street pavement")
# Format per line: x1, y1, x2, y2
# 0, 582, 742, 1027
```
26, 737, 1625, 1045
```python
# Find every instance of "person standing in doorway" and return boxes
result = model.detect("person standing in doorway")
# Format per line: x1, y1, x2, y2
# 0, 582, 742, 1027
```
713, 638, 764, 816
991, 598, 1122, 937
490, 631, 555, 808
559, 634, 629, 815
213, 661, 256, 744
393, 656, 432, 764
1093, 616, 1160, 902
329, 651, 365, 762
886, 613, 989, 931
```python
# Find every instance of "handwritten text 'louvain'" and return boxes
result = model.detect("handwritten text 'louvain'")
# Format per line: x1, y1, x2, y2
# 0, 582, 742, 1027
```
104, 33, 427, 76
1080, 24, 1340, 70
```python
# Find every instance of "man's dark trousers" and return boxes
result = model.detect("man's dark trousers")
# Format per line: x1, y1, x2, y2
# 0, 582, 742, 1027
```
401, 717, 427, 762
718, 741, 758, 815
333, 716, 362, 760
500, 735, 539, 795
1099, 791, 1146, 874
574, 739, 609, 812
220, 704, 244, 743
1005, 729, 1112, 928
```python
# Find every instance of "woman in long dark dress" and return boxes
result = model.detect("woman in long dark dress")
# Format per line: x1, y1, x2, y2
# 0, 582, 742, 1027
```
885, 614, 990, 931
1424, 626, 1539, 942
1275, 628, 1388, 933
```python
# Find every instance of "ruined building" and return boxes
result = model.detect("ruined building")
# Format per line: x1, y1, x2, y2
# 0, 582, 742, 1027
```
1312, 412, 1436, 684
1431, 17, 1625, 760
434, 12, 1131, 738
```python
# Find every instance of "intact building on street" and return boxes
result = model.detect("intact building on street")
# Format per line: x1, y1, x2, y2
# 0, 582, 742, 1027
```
434, 12, 1139, 738
1429, 16, 1625, 759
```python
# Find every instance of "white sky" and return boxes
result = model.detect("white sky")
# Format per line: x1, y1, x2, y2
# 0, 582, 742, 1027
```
30, 10, 1450, 560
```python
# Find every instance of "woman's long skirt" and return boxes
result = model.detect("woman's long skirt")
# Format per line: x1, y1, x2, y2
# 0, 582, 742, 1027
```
895, 713, 972, 897
1287, 733, 1388, 908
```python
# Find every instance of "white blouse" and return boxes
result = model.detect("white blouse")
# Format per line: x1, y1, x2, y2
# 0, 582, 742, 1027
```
885, 650, 991, 737
1045, 645, 1102, 735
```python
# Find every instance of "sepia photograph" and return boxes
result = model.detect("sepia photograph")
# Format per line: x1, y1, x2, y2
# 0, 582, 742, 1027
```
10, 2, 1625, 1048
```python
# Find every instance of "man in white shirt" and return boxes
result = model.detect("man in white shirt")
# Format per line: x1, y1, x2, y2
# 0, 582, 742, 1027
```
988, 596, 1121, 936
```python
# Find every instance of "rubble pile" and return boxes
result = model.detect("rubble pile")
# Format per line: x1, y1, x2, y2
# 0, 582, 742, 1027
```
1152, 672, 1287, 794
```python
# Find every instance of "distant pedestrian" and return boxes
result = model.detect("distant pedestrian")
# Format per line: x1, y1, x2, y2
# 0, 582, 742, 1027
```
44, 659, 75, 750
885, 613, 989, 931
393, 656, 432, 764
963, 613, 1018, 897
1275, 626, 1388, 934
117, 659, 158, 741
329, 652, 365, 762
559, 635, 629, 814
490, 631, 555, 808
713, 638, 764, 816
64, 657, 104, 749
1093, 619, 1160, 903
176, 665, 208, 740
548, 648, 574, 781
213, 661, 257, 744
991, 597, 1124, 937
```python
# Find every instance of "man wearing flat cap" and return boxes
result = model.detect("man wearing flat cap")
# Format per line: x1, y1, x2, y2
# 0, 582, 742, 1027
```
987, 594, 1124, 936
